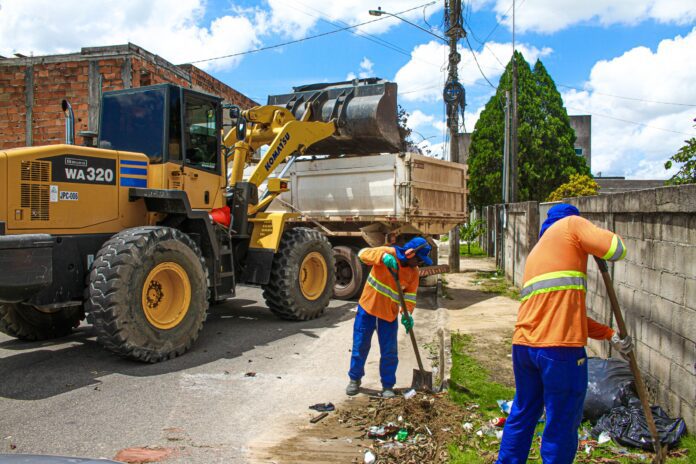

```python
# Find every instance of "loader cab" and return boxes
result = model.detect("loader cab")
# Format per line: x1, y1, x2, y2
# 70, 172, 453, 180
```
98, 84, 223, 175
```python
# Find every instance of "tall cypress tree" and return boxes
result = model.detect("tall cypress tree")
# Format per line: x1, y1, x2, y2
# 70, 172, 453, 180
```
468, 52, 590, 208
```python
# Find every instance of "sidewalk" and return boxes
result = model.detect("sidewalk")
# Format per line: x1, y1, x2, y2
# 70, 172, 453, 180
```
443, 257, 519, 387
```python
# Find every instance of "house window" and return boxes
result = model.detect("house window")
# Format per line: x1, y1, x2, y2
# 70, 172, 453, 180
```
575, 147, 584, 156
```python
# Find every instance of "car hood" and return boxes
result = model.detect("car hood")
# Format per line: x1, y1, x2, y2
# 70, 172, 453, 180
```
0, 455, 120, 464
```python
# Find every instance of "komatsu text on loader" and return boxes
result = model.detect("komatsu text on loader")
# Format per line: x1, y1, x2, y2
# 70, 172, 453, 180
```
0, 78, 400, 362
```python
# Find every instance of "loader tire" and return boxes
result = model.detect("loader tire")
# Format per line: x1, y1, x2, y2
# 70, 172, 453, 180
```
0, 303, 82, 341
262, 228, 335, 321
333, 246, 365, 300
87, 226, 208, 363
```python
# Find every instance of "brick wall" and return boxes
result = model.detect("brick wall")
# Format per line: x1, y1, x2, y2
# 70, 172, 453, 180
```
481, 184, 696, 431
0, 43, 257, 149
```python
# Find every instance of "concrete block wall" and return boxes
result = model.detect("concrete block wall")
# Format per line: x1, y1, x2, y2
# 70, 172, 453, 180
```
481, 184, 695, 431
502, 202, 539, 287
567, 185, 696, 431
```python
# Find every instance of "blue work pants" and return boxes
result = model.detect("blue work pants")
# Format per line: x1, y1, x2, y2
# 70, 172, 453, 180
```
497, 345, 588, 464
348, 306, 399, 389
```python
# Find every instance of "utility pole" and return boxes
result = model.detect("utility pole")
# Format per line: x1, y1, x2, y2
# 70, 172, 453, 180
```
510, 0, 518, 202
503, 91, 511, 203
444, 0, 466, 273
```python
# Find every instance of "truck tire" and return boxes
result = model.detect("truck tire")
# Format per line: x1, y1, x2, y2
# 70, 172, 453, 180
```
333, 246, 364, 300
0, 303, 82, 341
87, 227, 209, 362
262, 228, 335, 320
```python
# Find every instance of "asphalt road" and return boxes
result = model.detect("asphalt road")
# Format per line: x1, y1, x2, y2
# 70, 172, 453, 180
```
0, 286, 443, 463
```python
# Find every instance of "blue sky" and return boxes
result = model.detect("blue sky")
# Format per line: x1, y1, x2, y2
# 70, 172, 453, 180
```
2, 0, 695, 179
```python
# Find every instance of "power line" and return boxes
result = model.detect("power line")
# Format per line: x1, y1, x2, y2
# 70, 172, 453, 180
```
463, 34, 497, 89
187, 2, 434, 65
567, 107, 696, 136
558, 84, 696, 107
292, 0, 413, 58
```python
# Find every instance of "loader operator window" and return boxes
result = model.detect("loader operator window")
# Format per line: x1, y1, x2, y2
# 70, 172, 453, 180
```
99, 89, 166, 162
184, 97, 218, 172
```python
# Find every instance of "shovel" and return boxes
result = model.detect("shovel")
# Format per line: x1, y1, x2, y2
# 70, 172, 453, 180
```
387, 267, 434, 392
595, 257, 668, 464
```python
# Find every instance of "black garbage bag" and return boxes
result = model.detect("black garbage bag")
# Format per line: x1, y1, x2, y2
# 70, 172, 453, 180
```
592, 404, 687, 450
583, 357, 636, 423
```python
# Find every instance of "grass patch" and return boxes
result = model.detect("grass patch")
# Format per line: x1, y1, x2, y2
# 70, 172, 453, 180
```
449, 333, 515, 417
447, 334, 693, 463
460, 242, 487, 257
472, 270, 520, 300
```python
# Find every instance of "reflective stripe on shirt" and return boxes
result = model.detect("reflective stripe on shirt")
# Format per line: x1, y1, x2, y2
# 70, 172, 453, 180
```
520, 270, 587, 302
366, 274, 400, 304
602, 235, 626, 262
366, 274, 416, 306
404, 292, 416, 304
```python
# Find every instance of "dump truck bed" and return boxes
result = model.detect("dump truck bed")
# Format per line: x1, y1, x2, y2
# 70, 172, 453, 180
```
268, 152, 467, 235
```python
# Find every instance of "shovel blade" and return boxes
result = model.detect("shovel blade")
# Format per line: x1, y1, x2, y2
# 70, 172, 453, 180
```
411, 369, 434, 392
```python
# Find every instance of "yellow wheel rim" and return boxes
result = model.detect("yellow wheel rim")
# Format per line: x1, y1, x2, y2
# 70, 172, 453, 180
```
141, 262, 191, 330
299, 252, 328, 301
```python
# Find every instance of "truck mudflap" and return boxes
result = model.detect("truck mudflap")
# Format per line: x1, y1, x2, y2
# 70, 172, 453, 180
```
0, 234, 54, 303
419, 265, 450, 277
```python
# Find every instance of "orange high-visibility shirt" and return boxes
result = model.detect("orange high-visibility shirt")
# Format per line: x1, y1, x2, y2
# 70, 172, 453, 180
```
513, 215, 627, 347
357, 246, 419, 322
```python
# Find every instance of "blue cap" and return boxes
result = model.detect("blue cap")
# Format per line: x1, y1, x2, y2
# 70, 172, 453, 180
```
394, 237, 433, 266
539, 203, 580, 238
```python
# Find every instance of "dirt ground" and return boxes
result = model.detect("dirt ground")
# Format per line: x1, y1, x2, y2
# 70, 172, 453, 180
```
443, 258, 519, 388
250, 257, 521, 464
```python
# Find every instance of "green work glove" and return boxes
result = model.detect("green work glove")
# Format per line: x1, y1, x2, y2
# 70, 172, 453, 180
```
382, 253, 398, 270
401, 312, 414, 333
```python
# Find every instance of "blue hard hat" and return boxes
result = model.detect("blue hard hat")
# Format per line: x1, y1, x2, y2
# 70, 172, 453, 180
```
394, 237, 433, 266
539, 203, 580, 238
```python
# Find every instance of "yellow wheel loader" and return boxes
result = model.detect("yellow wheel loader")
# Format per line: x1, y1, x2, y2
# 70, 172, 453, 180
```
0, 78, 400, 362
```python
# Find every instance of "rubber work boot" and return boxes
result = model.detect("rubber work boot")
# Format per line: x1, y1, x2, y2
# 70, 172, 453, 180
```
346, 379, 361, 396
381, 388, 396, 399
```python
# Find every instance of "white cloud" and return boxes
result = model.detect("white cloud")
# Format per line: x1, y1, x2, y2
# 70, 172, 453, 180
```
346, 57, 375, 80
358, 57, 374, 78
0, 0, 260, 71
395, 40, 552, 102
416, 139, 448, 160
562, 28, 696, 179
265, 0, 443, 39
463, 105, 485, 132
488, 0, 696, 34
406, 109, 435, 130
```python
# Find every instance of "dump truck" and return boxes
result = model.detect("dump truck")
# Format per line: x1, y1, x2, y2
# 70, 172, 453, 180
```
0, 78, 402, 362
266, 152, 468, 299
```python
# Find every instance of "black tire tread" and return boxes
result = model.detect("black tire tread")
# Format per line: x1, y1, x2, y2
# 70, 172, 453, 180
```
86, 226, 208, 362
0, 303, 82, 341
262, 228, 335, 321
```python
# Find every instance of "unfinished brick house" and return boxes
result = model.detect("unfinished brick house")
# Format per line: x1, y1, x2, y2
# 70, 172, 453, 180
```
0, 43, 257, 148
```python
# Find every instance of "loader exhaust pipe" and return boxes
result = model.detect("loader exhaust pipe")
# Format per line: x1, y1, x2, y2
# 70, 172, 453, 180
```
61, 99, 75, 145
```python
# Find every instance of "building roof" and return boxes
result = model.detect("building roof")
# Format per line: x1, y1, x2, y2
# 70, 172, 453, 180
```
595, 177, 665, 194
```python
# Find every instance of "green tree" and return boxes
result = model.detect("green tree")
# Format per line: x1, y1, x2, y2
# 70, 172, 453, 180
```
664, 122, 696, 185
468, 52, 590, 207
459, 219, 485, 255
397, 104, 415, 152
547, 174, 599, 201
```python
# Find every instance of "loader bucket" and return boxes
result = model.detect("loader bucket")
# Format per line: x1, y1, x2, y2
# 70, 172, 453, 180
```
267, 78, 402, 155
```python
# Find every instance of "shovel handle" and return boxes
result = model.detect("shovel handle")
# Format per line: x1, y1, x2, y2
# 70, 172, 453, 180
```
387, 267, 427, 373
594, 257, 667, 463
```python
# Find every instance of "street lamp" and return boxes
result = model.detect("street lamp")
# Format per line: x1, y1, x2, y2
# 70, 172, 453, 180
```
368, 6, 446, 42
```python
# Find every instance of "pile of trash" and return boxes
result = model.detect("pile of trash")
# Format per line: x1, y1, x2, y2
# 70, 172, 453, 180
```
583, 358, 687, 451
339, 390, 504, 464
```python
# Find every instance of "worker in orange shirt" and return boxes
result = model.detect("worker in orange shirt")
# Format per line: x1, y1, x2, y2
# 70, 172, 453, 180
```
497, 204, 634, 464
346, 237, 432, 398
